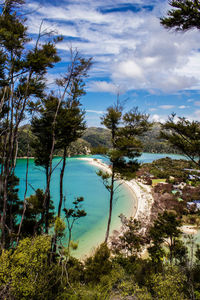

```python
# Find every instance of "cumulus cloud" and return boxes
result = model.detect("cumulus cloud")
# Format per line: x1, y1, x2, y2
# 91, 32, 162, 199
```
151, 114, 166, 123
88, 81, 119, 93
26, 0, 200, 93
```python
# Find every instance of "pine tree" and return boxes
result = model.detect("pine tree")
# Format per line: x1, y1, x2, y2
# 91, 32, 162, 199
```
98, 103, 150, 243
160, 0, 200, 31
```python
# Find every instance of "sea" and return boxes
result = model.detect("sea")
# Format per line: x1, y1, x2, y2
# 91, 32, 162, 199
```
15, 152, 188, 258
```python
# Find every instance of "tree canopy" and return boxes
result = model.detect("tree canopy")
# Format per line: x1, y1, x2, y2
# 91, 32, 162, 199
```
160, 0, 200, 31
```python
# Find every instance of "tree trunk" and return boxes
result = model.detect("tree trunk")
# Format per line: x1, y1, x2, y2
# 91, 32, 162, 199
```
105, 170, 115, 243
58, 147, 67, 217
45, 166, 51, 234
52, 147, 67, 255
17, 143, 29, 244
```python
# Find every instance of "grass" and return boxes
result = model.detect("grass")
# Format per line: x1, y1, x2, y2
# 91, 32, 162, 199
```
152, 178, 167, 186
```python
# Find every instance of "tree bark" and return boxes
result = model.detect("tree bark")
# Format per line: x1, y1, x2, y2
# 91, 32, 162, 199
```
104, 170, 115, 243
58, 147, 67, 217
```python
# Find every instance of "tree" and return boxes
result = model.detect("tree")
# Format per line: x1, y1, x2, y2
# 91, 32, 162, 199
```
55, 50, 91, 218
98, 104, 150, 243
20, 189, 54, 237
148, 211, 182, 264
160, 0, 200, 32
63, 197, 86, 254
111, 216, 145, 257
160, 115, 200, 168
0, 0, 61, 249
31, 94, 60, 233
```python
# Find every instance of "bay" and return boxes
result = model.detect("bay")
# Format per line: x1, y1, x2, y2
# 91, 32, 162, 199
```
15, 152, 187, 257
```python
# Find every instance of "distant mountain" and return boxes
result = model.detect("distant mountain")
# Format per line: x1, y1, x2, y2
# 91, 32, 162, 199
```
17, 123, 181, 157
138, 123, 181, 154
82, 124, 181, 154
82, 127, 112, 148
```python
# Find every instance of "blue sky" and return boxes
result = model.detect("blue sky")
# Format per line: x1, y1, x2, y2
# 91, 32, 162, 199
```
25, 0, 200, 126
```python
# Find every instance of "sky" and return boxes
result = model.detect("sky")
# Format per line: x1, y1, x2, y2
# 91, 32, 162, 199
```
25, 0, 200, 127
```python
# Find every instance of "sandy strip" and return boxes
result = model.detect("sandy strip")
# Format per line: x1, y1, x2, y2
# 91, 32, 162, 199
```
77, 157, 153, 221
181, 225, 198, 235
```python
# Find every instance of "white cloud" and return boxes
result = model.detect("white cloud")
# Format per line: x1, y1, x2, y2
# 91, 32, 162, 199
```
194, 101, 200, 106
88, 81, 119, 93
26, 0, 200, 93
159, 105, 175, 110
178, 105, 189, 109
114, 60, 143, 79
86, 110, 105, 114
151, 114, 166, 123
149, 108, 157, 111
194, 109, 200, 119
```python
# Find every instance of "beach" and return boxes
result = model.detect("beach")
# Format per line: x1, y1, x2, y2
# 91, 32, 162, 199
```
77, 157, 154, 237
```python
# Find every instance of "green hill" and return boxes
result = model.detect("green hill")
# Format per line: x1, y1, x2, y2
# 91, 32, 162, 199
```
17, 123, 180, 157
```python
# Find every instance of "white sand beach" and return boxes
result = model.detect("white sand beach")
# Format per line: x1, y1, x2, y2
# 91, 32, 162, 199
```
77, 157, 154, 228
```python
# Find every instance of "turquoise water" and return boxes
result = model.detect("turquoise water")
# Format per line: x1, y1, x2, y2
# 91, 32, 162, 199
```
15, 153, 187, 257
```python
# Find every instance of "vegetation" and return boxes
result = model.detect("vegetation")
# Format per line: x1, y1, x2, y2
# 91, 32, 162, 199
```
0, 1, 200, 299
97, 104, 150, 242
160, 0, 200, 32
17, 122, 184, 157
138, 157, 197, 181
161, 115, 200, 168
0, 211, 200, 299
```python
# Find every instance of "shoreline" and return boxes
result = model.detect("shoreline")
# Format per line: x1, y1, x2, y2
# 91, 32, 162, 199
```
77, 157, 154, 233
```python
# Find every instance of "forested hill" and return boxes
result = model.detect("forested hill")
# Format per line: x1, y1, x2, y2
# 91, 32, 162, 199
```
18, 123, 180, 157
82, 123, 181, 154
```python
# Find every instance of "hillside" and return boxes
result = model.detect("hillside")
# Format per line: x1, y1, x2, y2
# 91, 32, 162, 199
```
17, 123, 180, 157
82, 123, 181, 154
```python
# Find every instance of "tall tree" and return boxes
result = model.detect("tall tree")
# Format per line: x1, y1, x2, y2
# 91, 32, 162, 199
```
31, 94, 60, 233
0, 0, 61, 249
56, 50, 91, 218
31, 49, 91, 235
160, 2, 200, 168
148, 211, 182, 265
98, 103, 150, 243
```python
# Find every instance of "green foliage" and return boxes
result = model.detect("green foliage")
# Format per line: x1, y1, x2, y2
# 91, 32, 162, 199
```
54, 216, 66, 238
101, 105, 150, 181
0, 174, 22, 247
83, 127, 112, 148
98, 103, 150, 242
84, 243, 112, 283
112, 217, 145, 257
118, 280, 152, 299
21, 188, 54, 236
148, 211, 183, 264
160, 0, 200, 32
141, 157, 196, 180
0, 0, 62, 248
161, 115, 200, 168
0, 235, 58, 299
63, 197, 87, 252
31, 94, 60, 170
150, 266, 187, 300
